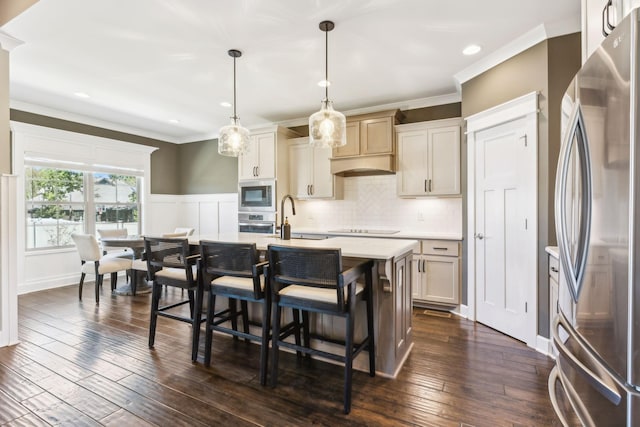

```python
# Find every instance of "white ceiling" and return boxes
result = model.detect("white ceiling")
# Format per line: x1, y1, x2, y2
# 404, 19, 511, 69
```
2, 0, 581, 143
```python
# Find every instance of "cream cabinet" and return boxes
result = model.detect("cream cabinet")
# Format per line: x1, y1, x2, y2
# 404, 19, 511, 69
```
332, 110, 401, 158
396, 118, 461, 197
412, 240, 461, 306
238, 126, 300, 182
238, 132, 276, 180
393, 251, 412, 358
288, 137, 342, 199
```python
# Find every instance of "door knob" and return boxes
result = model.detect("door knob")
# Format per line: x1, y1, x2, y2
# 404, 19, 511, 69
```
475, 233, 484, 240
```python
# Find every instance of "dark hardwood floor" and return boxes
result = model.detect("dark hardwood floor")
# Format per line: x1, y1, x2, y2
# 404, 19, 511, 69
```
0, 283, 560, 426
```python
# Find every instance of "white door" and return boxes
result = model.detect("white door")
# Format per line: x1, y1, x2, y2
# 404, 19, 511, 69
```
474, 116, 536, 343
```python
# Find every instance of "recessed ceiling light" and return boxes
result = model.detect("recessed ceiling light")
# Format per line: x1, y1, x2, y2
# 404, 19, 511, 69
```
462, 44, 482, 55
220, 101, 232, 108
317, 79, 331, 88
168, 119, 180, 124
74, 92, 90, 98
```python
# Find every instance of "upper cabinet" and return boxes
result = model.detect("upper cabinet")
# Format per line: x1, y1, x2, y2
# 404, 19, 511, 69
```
238, 132, 275, 180
396, 118, 461, 197
332, 110, 401, 158
330, 110, 401, 176
238, 126, 299, 181
288, 137, 343, 199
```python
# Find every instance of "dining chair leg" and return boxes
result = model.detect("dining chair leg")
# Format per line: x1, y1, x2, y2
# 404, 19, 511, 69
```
292, 309, 302, 359
191, 276, 204, 362
229, 299, 239, 340
302, 310, 311, 359
130, 270, 138, 296
259, 293, 271, 386
204, 291, 216, 367
366, 278, 376, 376
78, 273, 86, 300
241, 300, 250, 343
344, 310, 355, 414
110, 272, 118, 291
149, 281, 161, 348
270, 302, 282, 388
93, 262, 101, 304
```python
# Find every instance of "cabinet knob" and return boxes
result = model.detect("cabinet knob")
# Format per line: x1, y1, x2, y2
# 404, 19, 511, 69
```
475, 233, 484, 240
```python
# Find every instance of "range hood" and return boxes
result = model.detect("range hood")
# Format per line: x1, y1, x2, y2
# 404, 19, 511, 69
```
330, 154, 395, 176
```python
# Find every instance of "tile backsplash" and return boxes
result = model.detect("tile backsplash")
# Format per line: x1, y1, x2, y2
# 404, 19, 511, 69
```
290, 175, 462, 234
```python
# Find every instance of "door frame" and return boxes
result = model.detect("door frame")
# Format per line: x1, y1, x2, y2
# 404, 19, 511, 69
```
466, 91, 539, 347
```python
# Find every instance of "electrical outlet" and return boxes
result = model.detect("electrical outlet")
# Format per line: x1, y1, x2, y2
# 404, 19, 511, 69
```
417, 211, 424, 221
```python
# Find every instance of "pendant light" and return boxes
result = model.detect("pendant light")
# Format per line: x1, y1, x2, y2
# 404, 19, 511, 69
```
309, 21, 346, 148
218, 49, 250, 157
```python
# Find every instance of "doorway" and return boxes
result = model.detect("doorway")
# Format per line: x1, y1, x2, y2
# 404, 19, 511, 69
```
466, 92, 538, 347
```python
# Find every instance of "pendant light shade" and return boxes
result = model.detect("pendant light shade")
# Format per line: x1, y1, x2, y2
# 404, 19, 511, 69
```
309, 21, 346, 148
218, 49, 250, 157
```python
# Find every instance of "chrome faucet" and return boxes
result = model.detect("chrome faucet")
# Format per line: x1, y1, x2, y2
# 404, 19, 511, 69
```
280, 194, 296, 234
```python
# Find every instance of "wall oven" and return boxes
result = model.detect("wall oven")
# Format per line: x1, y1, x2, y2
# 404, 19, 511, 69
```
238, 212, 276, 234
238, 180, 276, 212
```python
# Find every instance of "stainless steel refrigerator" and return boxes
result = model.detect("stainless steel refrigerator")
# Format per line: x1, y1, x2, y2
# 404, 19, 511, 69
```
550, 7, 640, 426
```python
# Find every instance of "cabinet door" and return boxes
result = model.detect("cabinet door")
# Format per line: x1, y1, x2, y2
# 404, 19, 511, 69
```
428, 125, 460, 195
238, 135, 260, 180
411, 255, 425, 300
397, 130, 428, 196
423, 255, 459, 305
576, 265, 612, 322
332, 121, 360, 158
310, 145, 334, 198
394, 255, 408, 356
289, 142, 311, 198
254, 132, 276, 179
361, 116, 393, 155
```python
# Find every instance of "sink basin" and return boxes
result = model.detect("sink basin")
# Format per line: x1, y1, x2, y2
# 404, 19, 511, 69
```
262, 234, 330, 241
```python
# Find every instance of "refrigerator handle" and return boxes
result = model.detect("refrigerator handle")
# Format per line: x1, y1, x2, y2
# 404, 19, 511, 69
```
602, 0, 616, 37
552, 310, 622, 405
554, 102, 592, 303
549, 363, 598, 427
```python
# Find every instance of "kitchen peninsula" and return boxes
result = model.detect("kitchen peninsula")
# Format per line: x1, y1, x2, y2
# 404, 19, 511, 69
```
191, 233, 419, 377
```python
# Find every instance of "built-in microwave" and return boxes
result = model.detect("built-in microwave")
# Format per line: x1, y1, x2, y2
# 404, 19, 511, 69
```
238, 179, 276, 212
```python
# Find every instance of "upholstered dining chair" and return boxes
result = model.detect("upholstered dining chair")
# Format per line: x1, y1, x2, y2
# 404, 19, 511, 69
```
144, 236, 204, 361
173, 227, 195, 236
97, 228, 134, 258
198, 240, 270, 385
267, 244, 376, 414
71, 233, 132, 304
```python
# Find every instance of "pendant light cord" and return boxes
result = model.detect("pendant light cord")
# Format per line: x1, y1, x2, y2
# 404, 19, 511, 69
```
325, 28, 329, 101
233, 54, 238, 120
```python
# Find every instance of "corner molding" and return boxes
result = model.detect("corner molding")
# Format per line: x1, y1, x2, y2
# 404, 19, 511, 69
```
0, 30, 24, 52
454, 17, 580, 88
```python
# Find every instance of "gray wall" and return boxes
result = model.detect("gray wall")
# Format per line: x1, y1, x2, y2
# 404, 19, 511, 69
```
461, 32, 580, 337
9, 110, 238, 194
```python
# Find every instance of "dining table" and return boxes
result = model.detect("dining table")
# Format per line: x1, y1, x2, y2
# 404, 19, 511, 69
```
98, 235, 150, 295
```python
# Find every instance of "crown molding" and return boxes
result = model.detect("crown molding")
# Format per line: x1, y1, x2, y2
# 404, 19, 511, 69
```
454, 16, 581, 88
275, 93, 462, 128
10, 100, 178, 143
0, 30, 24, 52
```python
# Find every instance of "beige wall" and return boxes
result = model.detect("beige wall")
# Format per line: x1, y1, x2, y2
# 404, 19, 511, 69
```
461, 33, 580, 337
178, 139, 238, 194
0, 0, 38, 26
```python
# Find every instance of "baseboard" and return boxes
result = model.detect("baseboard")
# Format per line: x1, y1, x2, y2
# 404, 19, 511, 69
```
536, 334, 554, 358
17, 271, 128, 295
452, 304, 469, 319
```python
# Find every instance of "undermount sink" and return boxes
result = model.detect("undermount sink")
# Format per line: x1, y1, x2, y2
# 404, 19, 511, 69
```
263, 234, 330, 241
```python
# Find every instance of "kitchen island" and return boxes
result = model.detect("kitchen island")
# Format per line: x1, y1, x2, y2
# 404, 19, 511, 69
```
190, 233, 419, 378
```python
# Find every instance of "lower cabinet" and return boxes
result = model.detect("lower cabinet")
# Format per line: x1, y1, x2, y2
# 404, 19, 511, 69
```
412, 240, 461, 306
394, 253, 412, 357
549, 254, 560, 356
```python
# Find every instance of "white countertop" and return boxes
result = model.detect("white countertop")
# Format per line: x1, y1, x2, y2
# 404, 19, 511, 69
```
191, 233, 419, 260
288, 227, 463, 241
545, 246, 559, 259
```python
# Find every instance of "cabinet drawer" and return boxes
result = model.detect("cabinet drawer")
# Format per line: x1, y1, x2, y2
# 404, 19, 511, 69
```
422, 240, 460, 256
549, 256, 559, 281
